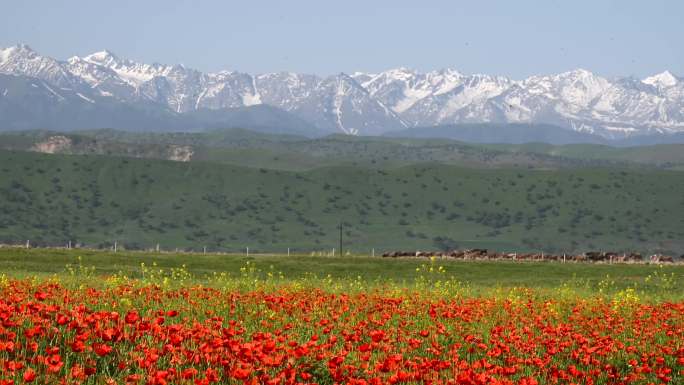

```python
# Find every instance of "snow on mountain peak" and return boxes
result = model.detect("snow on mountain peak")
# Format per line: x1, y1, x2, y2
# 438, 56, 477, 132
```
78, 50, 175, 87
0, 48, 9, 63
3, 43, 35, 55
0, 44, 38, 63
643, 70, 679, 88
1, 44, 684, 138
561, 68, 595, 77
382, 67, 417, 79
0, 44, 78, 88
84, 50, 120, 66
430, 67, 463, 78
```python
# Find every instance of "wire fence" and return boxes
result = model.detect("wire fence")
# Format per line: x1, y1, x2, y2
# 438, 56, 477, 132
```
2, 241, 683, 265
0, 241, 368, 257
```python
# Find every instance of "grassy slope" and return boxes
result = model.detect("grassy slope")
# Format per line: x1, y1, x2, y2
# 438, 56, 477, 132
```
3, 129, 684, 171
485, 142, 684, 167
2, 248, 682, 293
1, 150, 683, 254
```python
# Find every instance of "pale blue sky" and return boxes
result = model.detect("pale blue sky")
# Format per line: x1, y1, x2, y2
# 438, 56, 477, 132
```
2, 0, 682, 78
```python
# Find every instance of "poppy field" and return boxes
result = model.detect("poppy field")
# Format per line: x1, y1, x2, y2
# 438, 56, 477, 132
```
0, 252, 683, 385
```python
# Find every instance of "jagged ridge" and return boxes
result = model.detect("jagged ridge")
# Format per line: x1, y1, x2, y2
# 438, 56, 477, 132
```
1, 44, 682, 138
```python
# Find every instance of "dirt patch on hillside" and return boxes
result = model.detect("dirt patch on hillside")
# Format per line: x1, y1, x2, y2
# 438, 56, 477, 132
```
31, 136, 73, 154
168, 145, 193, 162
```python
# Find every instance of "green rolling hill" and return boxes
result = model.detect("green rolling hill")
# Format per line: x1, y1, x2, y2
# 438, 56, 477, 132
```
483, 142, 684, 168
1, 149, 682, 255
3, 129, 684, 171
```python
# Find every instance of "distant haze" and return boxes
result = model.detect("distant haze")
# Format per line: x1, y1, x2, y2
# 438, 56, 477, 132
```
1, 0, 682, 78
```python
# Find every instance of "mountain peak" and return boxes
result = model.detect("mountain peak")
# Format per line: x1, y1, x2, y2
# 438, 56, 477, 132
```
432, 68, 463, 77
362, 68, 412, 84
643, 70, 679, 88
1, 44, 37, 61
555, 68, 598, 80
10, 43, 35, 53
385, 67, 416, 76
83, 50, 121, 66
335, 72, 357, 82
2, 44, 684, 138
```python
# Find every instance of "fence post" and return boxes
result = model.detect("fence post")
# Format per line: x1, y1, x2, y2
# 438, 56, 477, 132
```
26, 240, 30, 249
156, 243, 160, 252
372, 248, 375, 257
114, 241, 117, 253
246, 247, 249, 257
332, 248, 335, 257
287, 248, 290, 257
203, 246, 206, 255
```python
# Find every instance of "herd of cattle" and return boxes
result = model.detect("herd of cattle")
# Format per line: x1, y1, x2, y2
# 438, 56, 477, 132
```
381, 249, 684, 263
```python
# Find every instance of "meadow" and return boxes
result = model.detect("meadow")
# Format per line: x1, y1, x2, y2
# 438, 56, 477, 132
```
1, 132, 683, 384
0, 247, 683, 384
1, 247, 683, 296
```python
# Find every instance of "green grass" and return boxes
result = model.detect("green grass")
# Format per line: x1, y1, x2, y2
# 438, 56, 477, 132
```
1, 150, 683, 254
1, 247, 683, 295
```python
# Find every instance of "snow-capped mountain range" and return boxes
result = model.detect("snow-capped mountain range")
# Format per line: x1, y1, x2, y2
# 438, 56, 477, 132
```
1, 44, 683, 138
